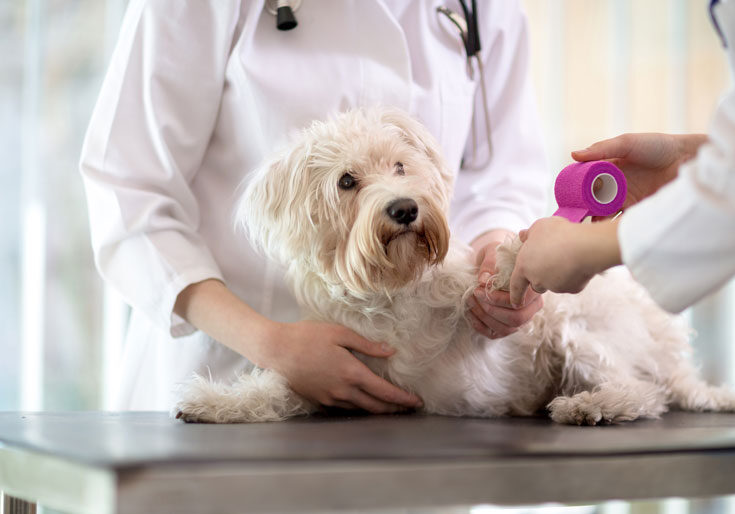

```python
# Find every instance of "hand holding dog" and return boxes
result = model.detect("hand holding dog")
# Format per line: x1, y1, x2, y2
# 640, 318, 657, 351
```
468, 229, 543, 339
268, 321, 424, 413
174, 279, 422, 414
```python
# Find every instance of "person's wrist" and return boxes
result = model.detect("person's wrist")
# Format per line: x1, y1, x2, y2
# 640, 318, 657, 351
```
251, 319, 285, 369
683, 133, 708, 152
470, 228, 512, 254
676, 134, 708, 163
582, 220, 622, 276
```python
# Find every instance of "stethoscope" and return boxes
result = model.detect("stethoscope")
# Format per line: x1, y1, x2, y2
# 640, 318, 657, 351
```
437, 2, 481, 72
265, 0, 301, 31
710, 0, 728, 48
436, 1, 493, 169
266, 0, 493, 167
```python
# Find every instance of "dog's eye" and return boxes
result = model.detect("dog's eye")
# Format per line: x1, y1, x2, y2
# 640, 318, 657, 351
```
395, 162, 405, 175
338, 173, 357, 190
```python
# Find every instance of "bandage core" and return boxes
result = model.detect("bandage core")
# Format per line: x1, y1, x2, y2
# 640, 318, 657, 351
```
591, 173, 618, 204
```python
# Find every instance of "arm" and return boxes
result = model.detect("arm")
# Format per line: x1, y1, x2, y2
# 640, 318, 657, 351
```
509, 112, 734, 310
614, 0, 735, 312
617, 89, 735, 312
453, 1, 549, 337
80, 0, 241, 335
451, 0, 548, 243
81, 0, 421, 412
174, 280, 423, 412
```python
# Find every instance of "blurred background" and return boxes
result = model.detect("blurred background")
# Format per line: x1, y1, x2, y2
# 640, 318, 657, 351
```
0, 0, 733, 512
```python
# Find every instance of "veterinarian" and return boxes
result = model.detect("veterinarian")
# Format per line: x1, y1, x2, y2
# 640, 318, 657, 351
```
80, 0, 548, 412
509, 0, 735, 315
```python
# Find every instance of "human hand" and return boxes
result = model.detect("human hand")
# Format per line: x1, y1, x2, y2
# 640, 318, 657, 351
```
468, 231, 543, 339
265, 320, 423, 413
508, 217, 622, 306
572, 133, 707, 209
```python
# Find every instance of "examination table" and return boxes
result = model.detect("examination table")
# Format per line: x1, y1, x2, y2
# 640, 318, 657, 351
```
0, 411, 734, 513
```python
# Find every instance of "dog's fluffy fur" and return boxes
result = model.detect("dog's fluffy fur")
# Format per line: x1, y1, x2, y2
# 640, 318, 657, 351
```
174, 108, 735, 425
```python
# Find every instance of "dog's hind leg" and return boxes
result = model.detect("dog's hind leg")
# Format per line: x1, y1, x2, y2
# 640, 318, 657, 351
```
173, 368, 316, 423
548, 379, 669, 425
666, 363, 735, 412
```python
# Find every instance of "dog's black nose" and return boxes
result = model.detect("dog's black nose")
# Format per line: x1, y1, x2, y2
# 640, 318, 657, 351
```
386, 198, 418, 225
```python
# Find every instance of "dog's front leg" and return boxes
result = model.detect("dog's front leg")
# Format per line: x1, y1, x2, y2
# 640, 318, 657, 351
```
548, 379, 669, 425
489, 235, 522, 292
173, 368, 316, 423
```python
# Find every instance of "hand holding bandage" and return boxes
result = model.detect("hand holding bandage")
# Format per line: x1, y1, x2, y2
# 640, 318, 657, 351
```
571, 133, 707, 207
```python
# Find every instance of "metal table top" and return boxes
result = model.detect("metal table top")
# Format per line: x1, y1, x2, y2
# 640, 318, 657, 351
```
1, 411, 735, 513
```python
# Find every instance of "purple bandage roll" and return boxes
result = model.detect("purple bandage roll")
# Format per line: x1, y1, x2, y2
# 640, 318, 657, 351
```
553, 161, 627, 222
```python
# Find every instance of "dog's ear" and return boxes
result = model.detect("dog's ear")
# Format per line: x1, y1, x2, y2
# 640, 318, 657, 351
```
379, 108, 455, 200
235, 140, 314, 264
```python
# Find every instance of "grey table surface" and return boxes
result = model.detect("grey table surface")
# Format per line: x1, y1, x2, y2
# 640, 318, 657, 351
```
1, 411, 735, 513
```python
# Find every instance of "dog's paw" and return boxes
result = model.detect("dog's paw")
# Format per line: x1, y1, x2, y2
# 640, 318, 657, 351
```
171, 374, 242, 423
174, 408, 215, 424
172, 370, 315, 423
548, 393, 646, 425
172, 391, 229, 424
490, 235, 522, 292
548, 394, 603, 425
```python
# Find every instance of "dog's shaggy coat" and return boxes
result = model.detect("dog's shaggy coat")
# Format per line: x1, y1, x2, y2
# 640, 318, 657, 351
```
174, 108, 735, 425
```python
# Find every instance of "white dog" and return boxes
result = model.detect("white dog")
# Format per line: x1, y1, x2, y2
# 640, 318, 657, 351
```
174, 108, 735, 425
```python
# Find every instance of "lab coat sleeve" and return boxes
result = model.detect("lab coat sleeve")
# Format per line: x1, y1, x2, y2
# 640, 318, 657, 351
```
450, 0, 549, 245
80, 0, 242, 336
618, 87, 735, 313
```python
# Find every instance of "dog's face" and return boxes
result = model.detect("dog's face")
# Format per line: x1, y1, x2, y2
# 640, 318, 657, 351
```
239, 108, 453, 295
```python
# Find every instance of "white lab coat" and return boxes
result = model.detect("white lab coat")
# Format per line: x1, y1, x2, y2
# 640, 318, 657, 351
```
80, 0, 548, 410
618, 0, 735, 314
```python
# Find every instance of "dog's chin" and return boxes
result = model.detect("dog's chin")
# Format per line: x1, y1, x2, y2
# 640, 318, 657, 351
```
384, 229, 415, 247
381, 230, 433, 289
385, 229, 420, 257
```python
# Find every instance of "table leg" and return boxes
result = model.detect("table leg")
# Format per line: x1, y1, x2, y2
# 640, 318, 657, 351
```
2, 492, 37, 514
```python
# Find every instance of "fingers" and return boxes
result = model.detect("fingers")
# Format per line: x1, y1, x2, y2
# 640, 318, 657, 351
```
331, 394, 410, 415
468, 291, 543, 339
509, 267, 532, 308
356, 363, 423, 409
467, 297, 518, 339
322, 358, 422, 412
330, 400, 360, 410
476, 247, 498, 280
519, 229, 529, 242
338, 328, 394, 358
530, 283, 548, 295
348, 390, 409, 414
321, 325, 423, 411
572, 134, 631, 162
476, 286, 537, 309
474, 244, 489, 267
509, 267, 546, 309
